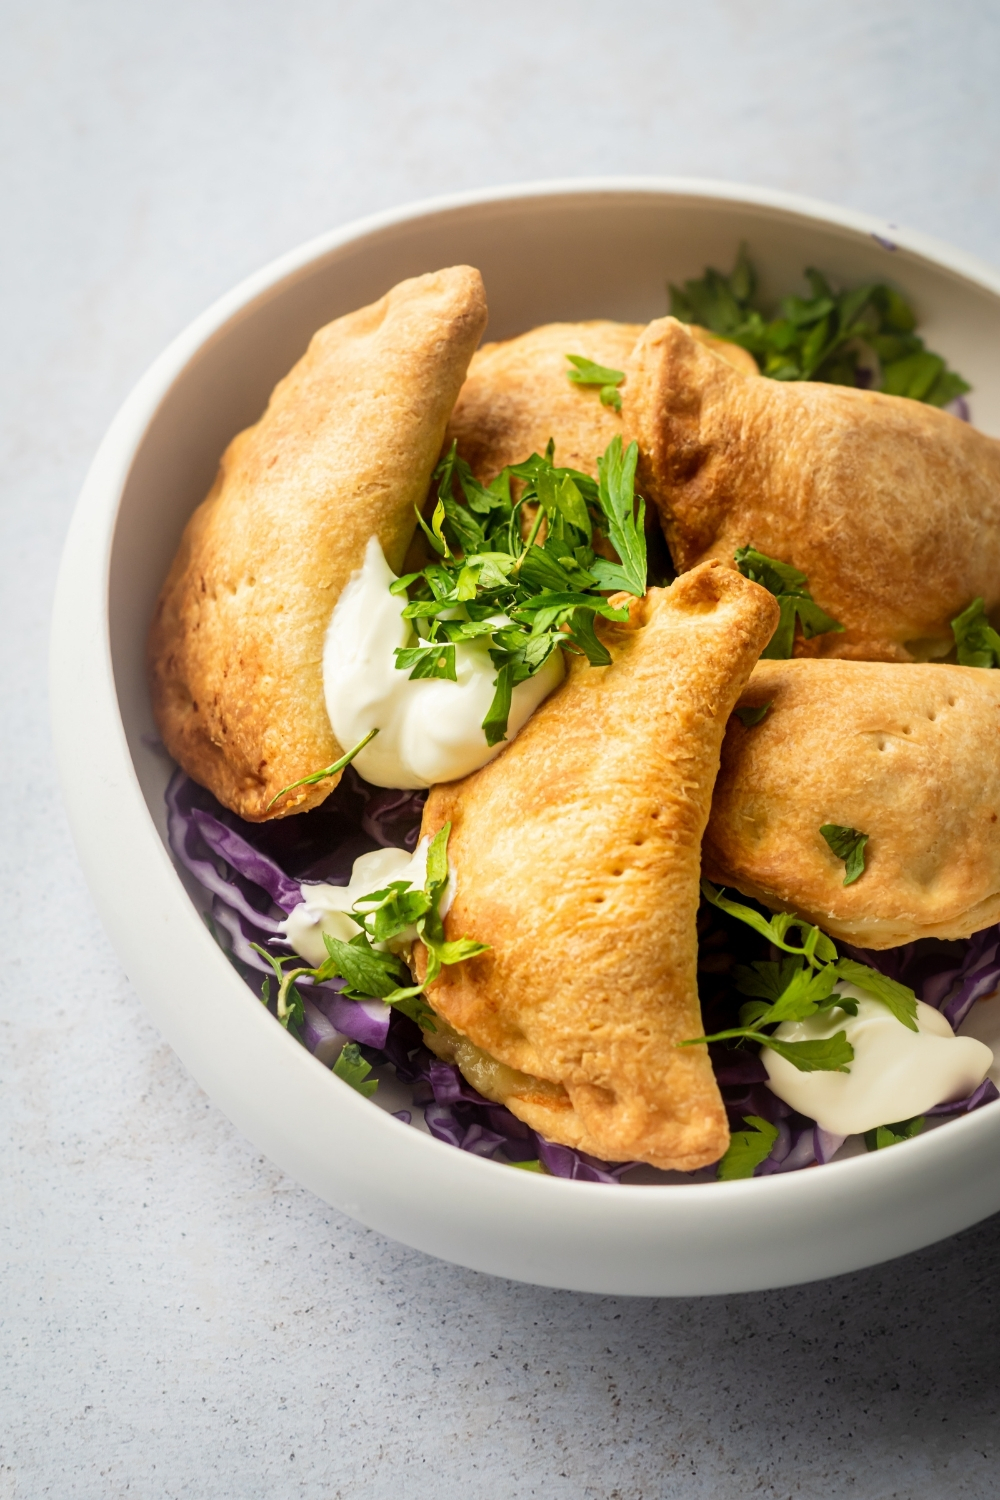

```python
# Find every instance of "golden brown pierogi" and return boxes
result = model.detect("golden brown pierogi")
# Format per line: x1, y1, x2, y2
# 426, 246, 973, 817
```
148, 267, 488, 821
417, 561, 780, 1171
446, 319, 756, 482
704, 659, 1000, 948
624, 316, 1000, 662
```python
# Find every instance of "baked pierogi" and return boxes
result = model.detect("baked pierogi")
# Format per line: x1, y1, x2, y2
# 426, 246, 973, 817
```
148, 267, 488, 821
624, 316, 1000, 662
704, 659, 1000, 947
417, 561, 779, 1171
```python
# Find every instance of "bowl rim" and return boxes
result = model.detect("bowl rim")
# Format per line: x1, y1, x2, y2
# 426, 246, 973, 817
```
50, 175, 1000, 1295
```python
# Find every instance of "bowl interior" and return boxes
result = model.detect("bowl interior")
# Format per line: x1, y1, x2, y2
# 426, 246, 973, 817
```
78, 183, 1000, 1290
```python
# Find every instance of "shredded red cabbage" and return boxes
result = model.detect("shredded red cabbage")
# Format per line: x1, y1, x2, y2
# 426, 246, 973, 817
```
165, 766, 999, 1183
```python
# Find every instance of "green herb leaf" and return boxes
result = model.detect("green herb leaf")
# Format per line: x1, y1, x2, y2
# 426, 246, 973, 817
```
717, 1115, 779, 1180
320, 932, 411, 999
332, 1042, 378, 1098
393, 643, 458, 681
833, 958, 919, 1031
482, 661, 515, 747
265, 727, 379, 812
700, 881, 838, 966
951, 597, 1000, 668
594, 436, 647, 597
864, 1116, 925, 1152
565, 353, 626, 389
734, 544, 843, 657
680, 1025, 853, 1072
735, 700, 772, 727
763, 1032, 854, 1072
670, 244, 970, 406
820, 823, 869, 885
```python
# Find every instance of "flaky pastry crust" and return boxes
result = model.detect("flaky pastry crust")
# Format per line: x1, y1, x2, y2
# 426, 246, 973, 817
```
446, 319, 756, 482
704, 658, 1000, 948
147, 267, 487, 820
416, 562, 779, 1171
623, 317, 1000, 662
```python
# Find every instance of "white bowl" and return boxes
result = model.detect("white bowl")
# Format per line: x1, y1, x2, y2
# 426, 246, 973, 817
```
51, 178, 1000, 1295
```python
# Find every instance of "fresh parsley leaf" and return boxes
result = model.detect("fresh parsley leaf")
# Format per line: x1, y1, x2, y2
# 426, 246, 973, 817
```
482, 661, 515, 747
820, 824, 869, 886
734, 544, 843, 658
394, 436, 647, 744
669, 244, 971, 406
832, 958, 919, 1031
565, 353, 626, 388
717, 1115, 778, 1180
762, 1032, 854, 1072
735, 700, 772, 727
951, 597, 1000, 668
591, 436, 647, 597
265, 727, 379, 812
864, 1115, 925, 1152
565, 353, 625, 411
681, 1022, 854, 1072
700, 881, 838, 966
743, 962, 839, 1026
320, 931, 411, 999
332, 1042, 378, 1098
393, 643, 458, 681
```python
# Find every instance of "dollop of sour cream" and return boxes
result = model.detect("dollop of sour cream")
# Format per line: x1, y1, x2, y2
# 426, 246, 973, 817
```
763, 982, 994, 1137
281, 840, 452, 969
323, 537, 564, 788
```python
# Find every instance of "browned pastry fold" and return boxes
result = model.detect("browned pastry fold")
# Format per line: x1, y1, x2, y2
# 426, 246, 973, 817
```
703, 658, 1000, 948
416, 561, 780, 1170
148, 267, 488, 820
446, 319, 756, 482
623, 316, 1000, 662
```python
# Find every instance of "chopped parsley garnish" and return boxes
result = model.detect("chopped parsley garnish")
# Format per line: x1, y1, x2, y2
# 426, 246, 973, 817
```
565, 353, 626, 412
820, 824, 870, 886
734, 701, 772, 728
951, 597, 1000, 668
669, 243, 971, 407
734, 545, 843, 658
716, 1115, 779, 1180
252, 823, 486, 1034
864, 1115, 925, 1152
679, 880, 918, 1072
392, 435, 647, 745
332, 1042, 378, 1098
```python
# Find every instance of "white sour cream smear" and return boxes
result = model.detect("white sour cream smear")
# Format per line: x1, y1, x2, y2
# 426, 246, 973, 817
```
281, 839, 451, 969
763, 983, 993, 1136
323, 536, 564, 788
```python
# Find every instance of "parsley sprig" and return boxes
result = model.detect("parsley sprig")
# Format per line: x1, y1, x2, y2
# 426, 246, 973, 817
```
820, 824, 869, 885
679, 881, 918, 1073
717, 1116, 779, 1180
670, 243, 970, 407
951, 597, 1000, 668
392, 435, 647, 745
252, 822, 487, 1036
564, 353, 626, 412
734, 545, 843, 658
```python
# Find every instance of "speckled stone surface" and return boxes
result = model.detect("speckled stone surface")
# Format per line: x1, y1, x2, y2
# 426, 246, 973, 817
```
4, 2, 1000, 1494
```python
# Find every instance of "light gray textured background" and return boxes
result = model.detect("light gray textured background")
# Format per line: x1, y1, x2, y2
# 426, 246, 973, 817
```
4, 2, 1000, 1496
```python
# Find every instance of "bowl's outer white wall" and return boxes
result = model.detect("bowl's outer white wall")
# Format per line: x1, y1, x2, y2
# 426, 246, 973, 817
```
53, 180, 1000, 1295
